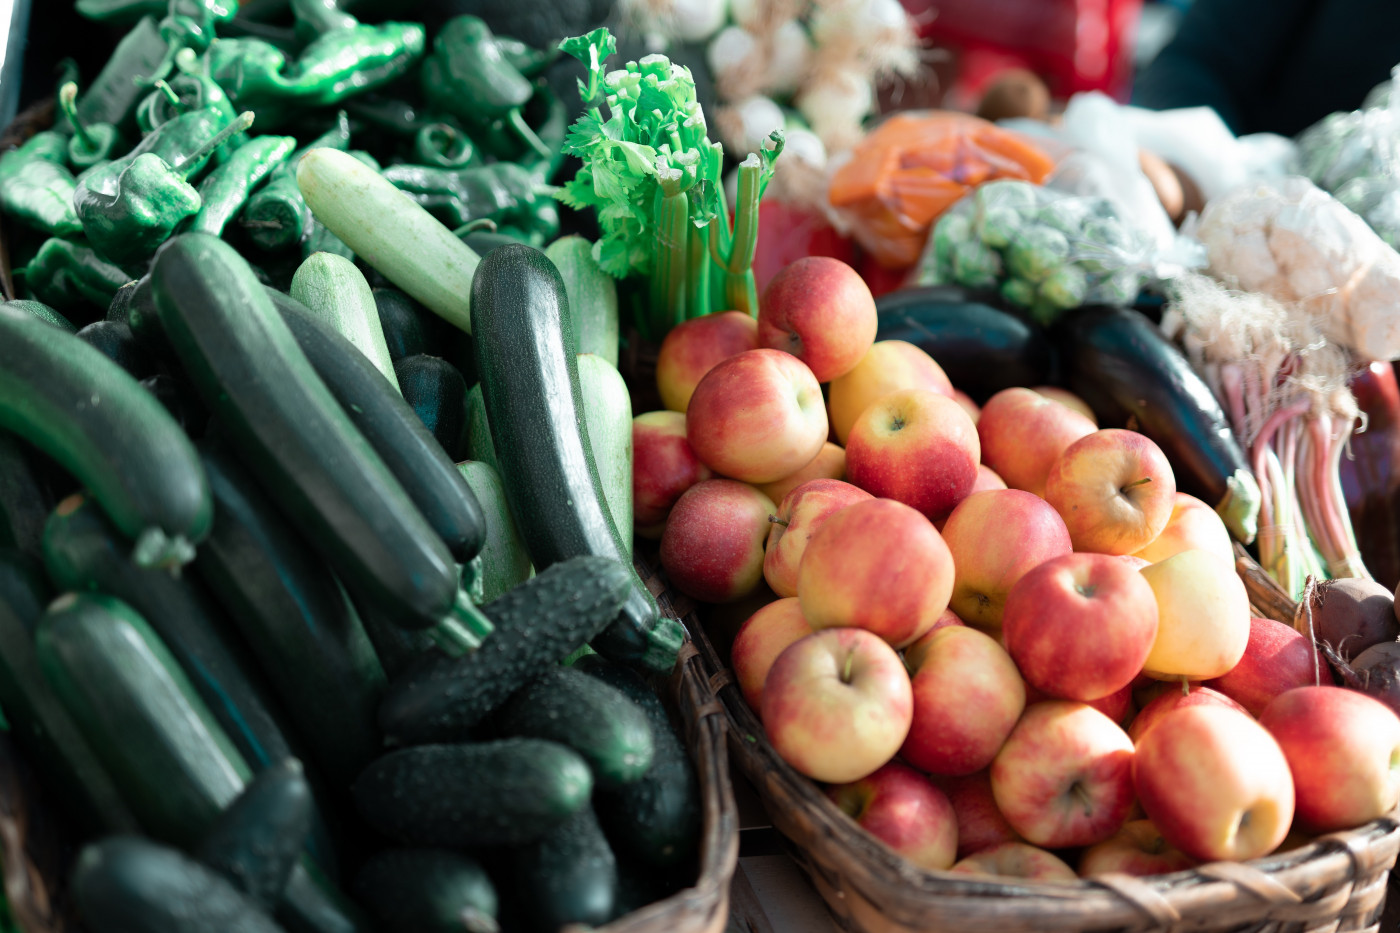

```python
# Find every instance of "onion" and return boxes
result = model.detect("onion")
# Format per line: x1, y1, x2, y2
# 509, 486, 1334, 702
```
781, 126, 827, 169
762, 20, 813, 97
1302, 577, 1398, 659
669, 0, 729, 43
727, 95, 786, 155
707, 26, 759, 84
795, 69, 873, 151
1330, 640, 1400, 716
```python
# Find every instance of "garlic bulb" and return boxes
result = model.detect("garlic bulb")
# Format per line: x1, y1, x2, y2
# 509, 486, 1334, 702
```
763, 19, 813, 97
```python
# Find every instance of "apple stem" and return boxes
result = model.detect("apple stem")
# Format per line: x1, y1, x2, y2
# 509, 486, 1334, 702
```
1180, 677, 1190, 697
1070, 781, 1093, 817
1120, 477, 1154, 492
768, 515, 789, 527
841, 650, 856, 684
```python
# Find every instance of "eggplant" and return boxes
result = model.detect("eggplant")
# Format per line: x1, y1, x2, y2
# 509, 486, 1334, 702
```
1050, 305, 1260, 544
874, 286, 1056, 402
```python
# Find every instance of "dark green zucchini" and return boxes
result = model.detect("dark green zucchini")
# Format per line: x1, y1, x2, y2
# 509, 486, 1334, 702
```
1050, 305, 1261, 543
73, 836, 288, 933
372, 288, 451, 361
105, 281, 139, 326
353, 597, 436, 681
5, 298, 76, 332
75, 320, 160, 379
353, 850, 499, 933
0, 304, 210, 569
194, 439, 385, 790
874, 285, 1058, 403
378, 556, 632, 746
490, 667, 653, 789
266, 289, 486, 564
0, 551, 138, 834
152, 233, 490, 654
469, 245, 682, 673
352, 739, 592, 848
139, 373, 206, 433
198, 759, 313, 910
0, 432, 57, 556
509, 805, 617, 933
394, 354, 470, 462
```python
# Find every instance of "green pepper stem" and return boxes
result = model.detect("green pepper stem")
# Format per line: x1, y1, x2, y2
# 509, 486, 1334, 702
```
152, 79, 185, 112
290, 0, 359, 35
57, 82, 97, 150
175, 111, 255, 177
174, 47, 201, 76
508, 109, 552, 161
451, 218, 498, 235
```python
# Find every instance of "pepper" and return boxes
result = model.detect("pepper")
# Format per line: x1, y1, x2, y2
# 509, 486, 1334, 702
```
240, 110, 351, 250
139, 9, 220, 89
343, 96, 431, 136
75, 16, 170, 134
57, 83, 121, 168
136, 50, 247, 160
74, 109, 254, 263
18, 238, 135, 311
189, 133, 296, 235
495, 36, 559, 79
380, 161, 542, 231
413, 120, 479, 170
289, 0, 355, 35
77, 0, 235, 25
0, 132, 83, 237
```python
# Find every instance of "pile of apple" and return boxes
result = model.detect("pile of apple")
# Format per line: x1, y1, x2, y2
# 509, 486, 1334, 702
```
632, 257, 1400, 882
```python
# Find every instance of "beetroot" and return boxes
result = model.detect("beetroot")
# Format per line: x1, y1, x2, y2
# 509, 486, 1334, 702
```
1301, 578, 1397, 659
1330, 641, 1400, 717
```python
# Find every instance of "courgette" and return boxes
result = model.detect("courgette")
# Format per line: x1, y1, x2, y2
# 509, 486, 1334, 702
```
353, 850, 499, 933
139, 372, 206, 432
470, 245, 682, 673
463, 383, 499, 471
5, 298, 76, 332
0, 432, 57, 556
151, 233, 490, 654
544, 236, 618, 366
577, 354, 633, 559
394, 354, 470, 462
378, 556, 632, 746
289, 252, 400, 392
372, 287, 451, 361
198, 759, 313, 910
75, 320, 159, 379
105, 281, 138, 326
508, 805, 618, 933
353, 739, 592, 848
0, 304, 210, 569
455, 461, 532, 602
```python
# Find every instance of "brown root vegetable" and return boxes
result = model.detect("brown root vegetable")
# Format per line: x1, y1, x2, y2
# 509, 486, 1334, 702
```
1169, 162, 1206, 221
1139, 149, 1184, 224
1327, 640, 1400, 717
1301, 577, 1398, 659
975, 69, 1051, 123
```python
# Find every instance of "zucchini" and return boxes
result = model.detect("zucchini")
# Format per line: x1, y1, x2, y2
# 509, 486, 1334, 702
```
75, 320, 160, 379
394, 354, 469, 462
267, 289, 486, 564
508, 805, 618, 933
289, 252, 400, 392
378, 556, 632, 746
874, 285, 1058, 403
544, 236, 618, 366
35, 592, 250, 848
353, 850, 499, 933
194, 439, 385, 790
353, 739, 593, 848
463, 383, 499, 471
198, 759, 313, 910
577, 354, 633, 559
106, 281, 138, 326
0, 305, 210, 569
372, 287, 451, 361
73, 836, 287, 933
490, 667, 653, 789
139, 372, 206, 432
0, 432, 57, 556
352, 597, 436, 681
1051, 305, 1261, 543
455, 461, 532, 602
470, 245, 682, 673
151, 233, 490, 654
0, 551, 138, 834
5, 298, 76, 331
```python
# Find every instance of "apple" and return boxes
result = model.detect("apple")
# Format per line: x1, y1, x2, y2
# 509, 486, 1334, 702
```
1203, 617, 1329, 717
900, 626, 1026, 775
756, 442, 846, 505
1002, 552, 1159, 702
901, 609, 964, 672
949, 842, 1077, 882
972, 464, 1007, 492
827, 340, 953, 444
977, 387, 1096, 498
730, 597, 813, 713
1032, 386, 1098, 425
1140, 549, 1251, 681
1078, 820, 1196, 877
1259, 685, 1400, 833
1134, 704, 1294, 861
941, 489, 1073, 634
798, 498, 955, 648
686, 348, 828, 484
990, 701, 1136, 848
1116, 555, 1152, 571
659, 480, 776, 603
761, 627, 913, 783
1127, 685, 1249, 744
1026, 676, 1136, 728
632, 410, 714, 536
936, 770, 1021, 858
758, 257, 878, 383
763, 479, 873, 597
655, 310, 759, 412
827, 762, 958, 870
1045, 429, 1177, 555
952, 390, 980, 425
1132, 492, 1235, 565
845, 389, 980, 521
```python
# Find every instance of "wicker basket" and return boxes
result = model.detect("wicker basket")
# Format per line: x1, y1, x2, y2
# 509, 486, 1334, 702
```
684, 548, 1400, 933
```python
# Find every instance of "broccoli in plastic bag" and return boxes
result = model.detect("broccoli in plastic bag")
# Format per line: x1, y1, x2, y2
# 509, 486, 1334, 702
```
1006, 226, 1070, 283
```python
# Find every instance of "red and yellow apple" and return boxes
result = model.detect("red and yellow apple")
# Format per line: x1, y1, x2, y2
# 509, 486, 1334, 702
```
972, 464, 1007, 492
762, 627, 913, 783
1140, 549, 1251, 681
952, 389, 980, 425
1132, 491, 1234, 565
827, 340, 954, 444
902, 609, 964, 672
659, 479, 775, 603
1204, 617, 1328, 717
758, 257, 878, 383
950, 842, 1077, 882
977, 387, 1096, 498
845, 389, 980, 521
937, 770, 1021, 858
633, 410, 713, 536
827, 762, 958, 870
730, 597, 813, 713
1027, 679, 1136, 729
757, 442, 846, 505
1044, 429, 1177, 555
1078, 820, 1197, 877
1032, 386, 1097, 425
763, 479, 872, 597
1127, 685, 1249, 744
655, 310, 759, 412
686, 348, 828, 484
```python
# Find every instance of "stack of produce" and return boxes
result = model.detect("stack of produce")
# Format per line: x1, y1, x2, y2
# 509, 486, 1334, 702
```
637, 253, 1400, 883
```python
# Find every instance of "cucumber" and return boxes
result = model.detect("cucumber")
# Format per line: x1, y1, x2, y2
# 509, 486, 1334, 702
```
577, 354, 633, 559
463, 383, 499, 471
455, 461, 531, 602
544, 236, 618, 366
73, 836, 287, 933
268, 289, 486, 564
378, 556, 632, 746
470, 245, 682, 673
0, 432, 57, 556
0, 551, 138, 834
297, 148, 481, 333
353, 850, 498, 933
509, 805, 617, 933
394, 354, 469, 461
490, 667, 653, 789
151, 233, 490, 654
35, 592, 250, 848
194, 440, 385, 790
574, 655, 702, 867
353, 739, 592, 847
198, 759, 313, 910
289, 252, 400, 392
5, 298, 76, 332
372, 288, 451, 361
75, 320, 159, 379
0, 304, 210, 569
